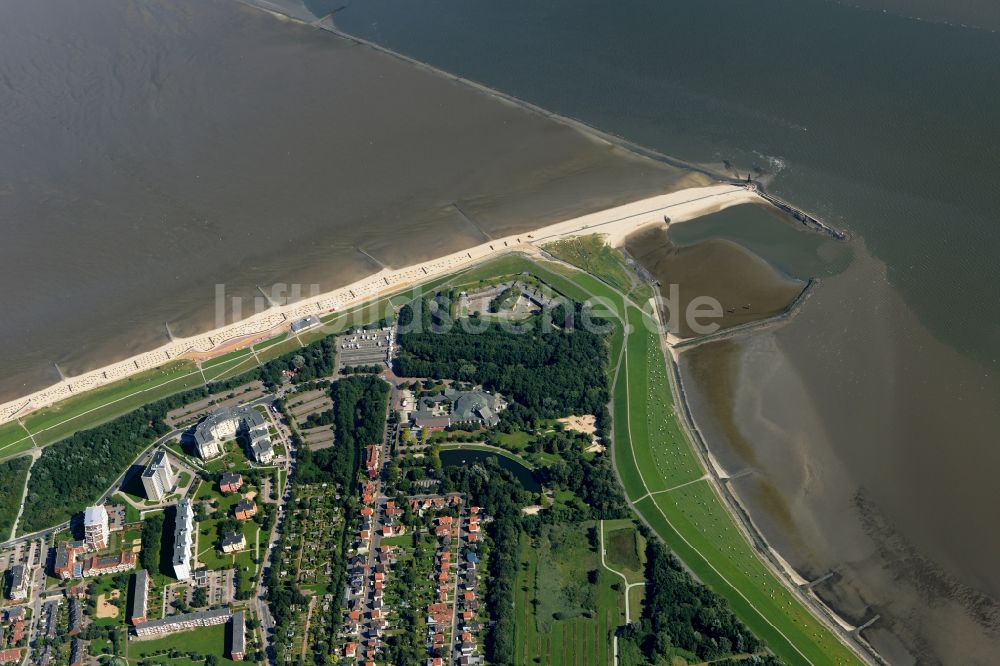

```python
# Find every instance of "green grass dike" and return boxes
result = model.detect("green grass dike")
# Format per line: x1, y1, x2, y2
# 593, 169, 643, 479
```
0, 247, 862, 665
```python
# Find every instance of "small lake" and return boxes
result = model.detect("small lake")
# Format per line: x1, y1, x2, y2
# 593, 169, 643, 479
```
439, 448, 541, 492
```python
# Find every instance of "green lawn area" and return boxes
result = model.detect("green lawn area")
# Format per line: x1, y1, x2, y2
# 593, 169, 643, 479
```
194, 480, 260, 572
177, 471, 192, 488
472, 253, 861, 665
0, 421, 32, 459
253, 332, 289, 351
22, 362, 203, 447
201, 351, 259, 384
514, 523, 622, 666
0, 361, 203, 460
492, 429, 533, 452
543, 234, 635, 295
126, 623, 239, 665
579, 271, 861, 664
603, 519, 646, 585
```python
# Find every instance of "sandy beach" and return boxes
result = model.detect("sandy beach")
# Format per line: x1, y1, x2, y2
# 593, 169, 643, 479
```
0, 182, 758, 427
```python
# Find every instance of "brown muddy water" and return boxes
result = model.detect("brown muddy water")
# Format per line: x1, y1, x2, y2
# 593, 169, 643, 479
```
664, 205, 1000, 664
0, 0, 694, 402
625, 217, 805, 339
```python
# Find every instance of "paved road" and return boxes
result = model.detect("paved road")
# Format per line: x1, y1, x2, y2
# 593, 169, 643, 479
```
0, 427, 184, 550
255, 398, 295, 665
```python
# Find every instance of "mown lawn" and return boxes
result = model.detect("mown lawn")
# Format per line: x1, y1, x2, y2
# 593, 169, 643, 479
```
1, 361, 203, 460
126, 623, 239, 665
603, 519, 645, 584
516, 255, 862, 665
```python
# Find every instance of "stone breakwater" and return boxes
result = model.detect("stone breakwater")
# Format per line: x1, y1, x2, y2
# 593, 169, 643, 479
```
0, 183, 758, 426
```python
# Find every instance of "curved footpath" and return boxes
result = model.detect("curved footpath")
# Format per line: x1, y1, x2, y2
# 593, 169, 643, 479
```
525, 255, 874, 665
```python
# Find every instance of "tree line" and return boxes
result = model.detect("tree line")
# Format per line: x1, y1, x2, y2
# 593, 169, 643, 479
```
396, 297, 610, 421
20, 333, 340, 533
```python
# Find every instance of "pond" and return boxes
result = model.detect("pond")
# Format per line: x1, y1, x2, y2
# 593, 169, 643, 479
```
439, 448, 541, 492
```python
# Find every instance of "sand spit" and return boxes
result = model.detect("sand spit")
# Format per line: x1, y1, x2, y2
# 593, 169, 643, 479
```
0, 183, 757, 427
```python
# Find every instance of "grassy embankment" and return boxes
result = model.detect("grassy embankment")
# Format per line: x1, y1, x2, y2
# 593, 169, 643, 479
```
0, 245, 859, 664
0, 272, 461, 465
451, 253, 861, 665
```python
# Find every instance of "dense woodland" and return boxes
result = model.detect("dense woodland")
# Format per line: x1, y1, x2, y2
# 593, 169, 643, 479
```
140, 512, 165, 575
19, 334, 340, 533
618, 539, 778, 665
396, 297, 609, 422
295, 374, 389, 489
20, 403, 169, 531
0, 455, 32, 536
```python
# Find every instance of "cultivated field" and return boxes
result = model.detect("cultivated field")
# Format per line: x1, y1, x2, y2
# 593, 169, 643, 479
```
513, 523, 622, 666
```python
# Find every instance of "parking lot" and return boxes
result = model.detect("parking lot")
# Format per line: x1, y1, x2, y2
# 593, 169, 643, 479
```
335, 327, 395, 371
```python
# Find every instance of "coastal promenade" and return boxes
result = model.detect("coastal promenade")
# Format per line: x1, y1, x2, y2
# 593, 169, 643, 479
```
0, 182, 757, 428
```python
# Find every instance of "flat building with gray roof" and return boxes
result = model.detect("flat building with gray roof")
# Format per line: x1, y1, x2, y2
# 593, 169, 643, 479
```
133, 606, 232, 638
172, 499, 195, 580
141, 450, 176, 501
230, 610, 246, 661
129, 570, 150, 625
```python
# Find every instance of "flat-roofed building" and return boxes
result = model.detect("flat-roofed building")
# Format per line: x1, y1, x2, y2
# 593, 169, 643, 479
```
6, 565, 28, 601
173, 499, 195, 581
230, 610, 246, 661
130, 570, 150, 625
83, 505, 110, 551
133, 606, 232, 639
290, 315, 321, 333
141, 450, 176, 501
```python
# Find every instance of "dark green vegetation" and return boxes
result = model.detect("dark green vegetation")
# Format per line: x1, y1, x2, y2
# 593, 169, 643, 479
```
267, 375, 388, 665
140, 512, 165, 574
296, 374, 389, 488
396, 295, 609, 422
20, 404, 168, 532
18, 336, 341, 534
397, 281, 773, 666
619, 539, 772, 665
0, 455, 31, 536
